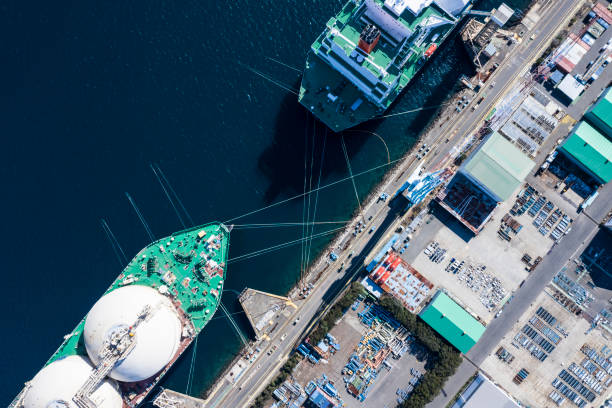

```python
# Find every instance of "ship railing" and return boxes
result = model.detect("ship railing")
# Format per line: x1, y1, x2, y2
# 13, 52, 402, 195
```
8, 385, 30, 408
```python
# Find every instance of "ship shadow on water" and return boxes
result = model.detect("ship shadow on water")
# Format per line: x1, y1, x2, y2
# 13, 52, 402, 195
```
257, 79, 378, 203
257, 27, 474, 203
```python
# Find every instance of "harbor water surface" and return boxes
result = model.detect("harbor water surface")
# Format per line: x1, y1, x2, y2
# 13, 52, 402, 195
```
1, 0, 530, 400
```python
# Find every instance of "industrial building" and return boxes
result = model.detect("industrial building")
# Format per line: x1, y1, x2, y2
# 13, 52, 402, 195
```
462, 132, 535, 202
585, 87, 612, 138
558, 121, 612, 184
552, 33, 590, 73
437, 132, 535, 234
304, 387, 337, 408
419, 291, 486, 354
499, 96, 559, 157
436, 172, 499, 234
451, 373, 519, 408
368, 251, 434, 312
556, 74, 585, 103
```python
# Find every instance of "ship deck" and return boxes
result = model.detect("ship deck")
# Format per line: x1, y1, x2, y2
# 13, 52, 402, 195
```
12, 223, 230, 407
299, 0, 467, 131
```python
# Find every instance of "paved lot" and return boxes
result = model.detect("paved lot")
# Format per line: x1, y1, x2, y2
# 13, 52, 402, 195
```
479, 289, 612, 408
292, 306, 429, 408
204, 0, 608, 406
401, 193, 555, 324
426, 0, 612, 405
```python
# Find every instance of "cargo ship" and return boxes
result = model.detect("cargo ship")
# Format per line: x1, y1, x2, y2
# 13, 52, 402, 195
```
10, 222, 230, 408
299, 0, 472, 131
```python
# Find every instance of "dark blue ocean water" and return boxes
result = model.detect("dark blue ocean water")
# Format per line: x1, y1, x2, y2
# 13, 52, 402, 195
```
0, 0, 529, 401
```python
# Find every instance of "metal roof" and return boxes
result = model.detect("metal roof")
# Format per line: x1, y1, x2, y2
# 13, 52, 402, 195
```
491, 3, 514, 26
419, 291, 485, 354
462, 132, 535, 201
434, 0, 471, 16
557, 74, 585, 101
452, 374, 519, 408
363, 0, 412, 43
585, 87, 612, 138
307, 388, 337, 408
560, 121, 612, 183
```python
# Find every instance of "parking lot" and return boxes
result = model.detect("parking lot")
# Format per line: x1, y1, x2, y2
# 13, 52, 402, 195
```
291, 301, 429, 408
479, 289, 612, 408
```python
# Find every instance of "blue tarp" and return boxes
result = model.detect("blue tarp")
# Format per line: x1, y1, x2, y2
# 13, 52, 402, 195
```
550, 70, 563, 85
371, 234, 399, 265
307, 389, 336, 408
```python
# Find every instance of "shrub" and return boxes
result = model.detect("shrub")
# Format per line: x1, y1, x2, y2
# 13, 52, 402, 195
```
378, 295, 462, 408
251, 282, 365, 407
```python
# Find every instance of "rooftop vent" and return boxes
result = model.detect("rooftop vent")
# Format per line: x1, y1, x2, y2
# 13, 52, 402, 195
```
358, 24, 381, 54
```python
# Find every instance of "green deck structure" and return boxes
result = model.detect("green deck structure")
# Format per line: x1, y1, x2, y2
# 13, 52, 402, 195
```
299, 0, 472, 131
559, 121, 612, 184
585, 87, 612, 138
462, 132, 535, 201
10, 222, 230, 408
419, 291, 485, 354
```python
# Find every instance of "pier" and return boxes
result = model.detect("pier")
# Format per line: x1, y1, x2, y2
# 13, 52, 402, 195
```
152, 388, 205, 408
238, 288, 297, 341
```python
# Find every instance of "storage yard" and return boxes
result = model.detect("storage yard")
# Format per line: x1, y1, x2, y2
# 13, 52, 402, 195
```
400, 183, 559, 324
479, 289, 612, 408
284, 300, 429, 408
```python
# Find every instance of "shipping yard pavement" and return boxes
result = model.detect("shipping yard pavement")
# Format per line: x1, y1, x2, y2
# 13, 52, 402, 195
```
291, 303, 429, 408
427, 183, 611, 407
202, 0, 598, 407
478, 288, 612, 407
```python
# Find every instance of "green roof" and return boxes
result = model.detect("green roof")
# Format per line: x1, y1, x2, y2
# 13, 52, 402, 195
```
419, 291, 485, 354
560, 121, 612, 183
585, 87, 612, 138
462, 132, 535, 201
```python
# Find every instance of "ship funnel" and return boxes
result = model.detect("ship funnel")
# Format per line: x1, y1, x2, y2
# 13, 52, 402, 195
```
358, 24, 380, 54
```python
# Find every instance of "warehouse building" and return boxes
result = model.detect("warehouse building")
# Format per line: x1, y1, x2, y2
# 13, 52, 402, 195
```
552, 34, 590, 73
558, 121, 612, 184
419, 291, 486, 353
585, 87, 612, 138
556, 74, 585, 103
451, 373, 519, 408
461, 132, 535, 202
369, 251, 434, 312
437, 132, 535, 234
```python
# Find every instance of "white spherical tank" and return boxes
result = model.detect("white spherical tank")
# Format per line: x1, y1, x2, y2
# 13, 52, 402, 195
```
23, 355, 122, 408
84, 285, 182, 382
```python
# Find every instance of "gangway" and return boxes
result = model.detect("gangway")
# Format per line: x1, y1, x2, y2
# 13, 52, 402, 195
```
467, 10, 491, 17
72, 305, 154, 408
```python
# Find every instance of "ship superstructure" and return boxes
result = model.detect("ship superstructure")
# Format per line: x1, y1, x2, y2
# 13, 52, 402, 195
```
10, 222, 230, 408
299, 0, 472, 131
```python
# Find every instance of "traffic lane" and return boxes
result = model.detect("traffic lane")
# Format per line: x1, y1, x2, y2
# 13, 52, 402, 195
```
227, 203, 402, 406
429, 359, 478, 408
467, 213, 599, 365
240, 198, 405, 404
584, 182, 612, 222
223, 1, 581, 405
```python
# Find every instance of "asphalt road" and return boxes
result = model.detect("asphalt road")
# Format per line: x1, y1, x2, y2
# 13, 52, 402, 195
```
206, 1, 602, 407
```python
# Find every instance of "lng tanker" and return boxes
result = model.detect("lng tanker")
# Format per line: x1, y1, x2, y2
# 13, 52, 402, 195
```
299, 0, 472, 131
10, 222, 230, 408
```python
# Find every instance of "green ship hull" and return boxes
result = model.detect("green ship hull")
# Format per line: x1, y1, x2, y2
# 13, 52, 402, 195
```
299, 0, 471, 132
11, 222, 230, 408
